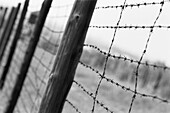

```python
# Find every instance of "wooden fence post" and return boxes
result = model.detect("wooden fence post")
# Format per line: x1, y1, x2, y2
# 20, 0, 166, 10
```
4, 0, 52, 113
0, 7, 8, 29
0, 3, 20, 64
0, 7, 15, 46
0, 0, 29, 90
38, 0, 97, 113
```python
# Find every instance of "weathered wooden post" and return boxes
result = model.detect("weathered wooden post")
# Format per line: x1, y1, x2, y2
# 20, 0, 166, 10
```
0, 7, 15, 46
38, 0, 97, 113
4, 0, 52, 113
0, 7, 8, 29
0, 0, 29, 90
0, 3, 20, 64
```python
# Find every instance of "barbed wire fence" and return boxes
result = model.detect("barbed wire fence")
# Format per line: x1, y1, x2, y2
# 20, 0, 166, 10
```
0, 0, 74, 112
66, 0, 170, 113
0, 0, 170, 113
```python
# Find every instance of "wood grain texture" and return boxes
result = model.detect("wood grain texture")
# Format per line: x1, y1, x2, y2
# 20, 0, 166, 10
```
38, 0, 97, 113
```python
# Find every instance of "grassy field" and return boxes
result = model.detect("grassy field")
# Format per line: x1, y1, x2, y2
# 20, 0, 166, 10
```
62, 63, 170, 113
63, 48, 170, 113
0, 36, 170, 113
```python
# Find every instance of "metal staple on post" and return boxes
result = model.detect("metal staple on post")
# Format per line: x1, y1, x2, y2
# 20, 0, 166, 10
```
0, 0, 29, 90
38, 0, 97, 113
4, 0, 53, 113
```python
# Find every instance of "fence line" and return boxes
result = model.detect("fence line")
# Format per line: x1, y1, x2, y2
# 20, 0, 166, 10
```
0, 0, 170, 113
95, 1, 169, 9
0, 4, 20, 65
4, 0, 52, 112
0, 7, 14, 56
79, 61, 169, 103
83, 44, 170, 70
0, 0, 29, 90
89, 25, 170, 29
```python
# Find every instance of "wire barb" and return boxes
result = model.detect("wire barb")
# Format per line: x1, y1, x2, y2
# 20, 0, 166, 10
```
95, 0, 170, 10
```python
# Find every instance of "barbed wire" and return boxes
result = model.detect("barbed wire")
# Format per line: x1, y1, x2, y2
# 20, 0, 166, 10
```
1, 0, 170, 113
128, 1, 165, 112
89, 25, 170, 29
79, 61, 170, 104
73, 80, 115, 113
95, 0, 170, 10
83, 44, 170, 70
66, 99, 81, 113
91, 0, 128, 112
44, 25, 63, 34
0, 1, 63, 112
28, 32, 56, 113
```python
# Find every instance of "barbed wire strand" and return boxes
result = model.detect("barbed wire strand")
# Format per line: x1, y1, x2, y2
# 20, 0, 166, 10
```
1, 1, 170, 113
79, 61, 169, 103
44, 25, 63, 34
128, 1, 165, 113
30, 55, 54, 113
73, 80, 115, 113
28, 17, 63, 112
83, 44, 170, 70
66, 99, 81, 113
89, 25, 170, 29
29, 34, 56, 113
92, 0, 127, 112
95, 0, 170, 10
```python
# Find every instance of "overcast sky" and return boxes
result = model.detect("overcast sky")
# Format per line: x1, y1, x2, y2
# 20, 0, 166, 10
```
1, 0, 170, 67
